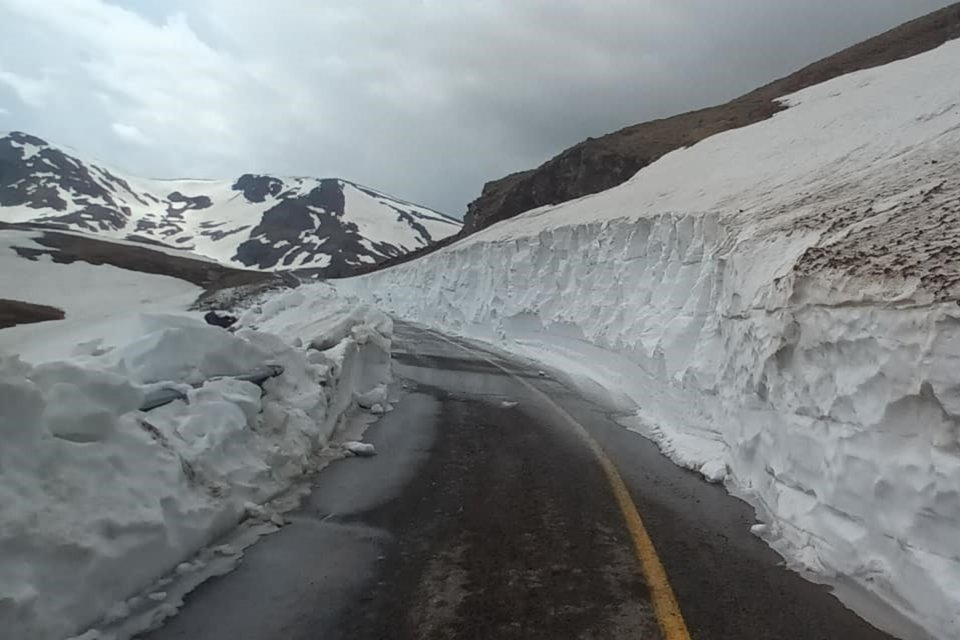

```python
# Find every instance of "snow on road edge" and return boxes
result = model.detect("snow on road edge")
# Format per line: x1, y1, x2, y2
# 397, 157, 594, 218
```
0, 283, 393, 640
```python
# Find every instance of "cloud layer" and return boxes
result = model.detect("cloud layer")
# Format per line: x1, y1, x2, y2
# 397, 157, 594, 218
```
0, 0, 953, 215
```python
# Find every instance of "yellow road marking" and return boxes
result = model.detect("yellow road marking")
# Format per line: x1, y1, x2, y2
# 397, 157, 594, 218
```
593, 447, 692, 640
416, 326, 692, 640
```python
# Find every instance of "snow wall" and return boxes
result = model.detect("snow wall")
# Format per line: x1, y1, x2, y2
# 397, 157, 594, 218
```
0, 285, 393, 640
340, 40, 960, 639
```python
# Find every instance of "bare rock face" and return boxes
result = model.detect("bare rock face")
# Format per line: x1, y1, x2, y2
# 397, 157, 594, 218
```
463, 2, 960, 233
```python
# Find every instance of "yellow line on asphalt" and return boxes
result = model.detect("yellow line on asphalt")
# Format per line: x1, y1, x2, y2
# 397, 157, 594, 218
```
591, 444, 693, 640
418, 327, 692, 640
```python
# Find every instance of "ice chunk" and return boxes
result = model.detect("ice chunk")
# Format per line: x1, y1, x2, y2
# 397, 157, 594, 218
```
355, 384, 388, 409
343, 441, 377, 457
699, 460, 727, 483
213, 545, 239, 557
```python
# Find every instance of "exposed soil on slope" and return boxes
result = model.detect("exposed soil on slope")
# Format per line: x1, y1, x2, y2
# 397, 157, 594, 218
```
0, 299, 65, 329
3, 222, 298, 315
3, 222, 285, 292
792, 165, 960, 302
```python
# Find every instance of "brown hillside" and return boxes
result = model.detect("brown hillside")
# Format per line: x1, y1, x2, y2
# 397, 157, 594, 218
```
462, 2, 960, 233
2, 222, 295, 311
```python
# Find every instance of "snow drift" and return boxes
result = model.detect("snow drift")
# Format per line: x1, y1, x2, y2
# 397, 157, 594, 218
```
341, 40, 960, 638
0, 284, 392, 640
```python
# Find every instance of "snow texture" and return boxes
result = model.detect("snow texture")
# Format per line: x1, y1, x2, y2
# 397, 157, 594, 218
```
343, 441, 377, 457
0, 230, 202, 358
0, 282, 392, 640
341, 40, 960, 639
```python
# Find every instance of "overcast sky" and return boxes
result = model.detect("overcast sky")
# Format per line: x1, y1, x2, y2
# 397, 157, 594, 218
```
0, 0, 953, 216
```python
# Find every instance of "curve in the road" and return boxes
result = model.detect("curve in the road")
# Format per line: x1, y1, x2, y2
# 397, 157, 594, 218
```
419, 326, 691, 640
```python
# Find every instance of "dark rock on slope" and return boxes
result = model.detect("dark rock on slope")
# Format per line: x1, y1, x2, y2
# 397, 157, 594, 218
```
0, 134, 461, 275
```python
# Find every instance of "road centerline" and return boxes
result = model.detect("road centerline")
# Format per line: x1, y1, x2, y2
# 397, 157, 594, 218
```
416, 325, 692, 640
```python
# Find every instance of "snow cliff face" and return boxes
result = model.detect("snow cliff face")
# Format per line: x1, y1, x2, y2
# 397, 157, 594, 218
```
1, 220, 398, 639
341, 40, 960, 639
0, 132, 461, 274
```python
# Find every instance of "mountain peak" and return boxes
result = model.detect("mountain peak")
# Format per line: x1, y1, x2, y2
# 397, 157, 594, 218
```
0, 132, 461, 275
6, 131, 49, 147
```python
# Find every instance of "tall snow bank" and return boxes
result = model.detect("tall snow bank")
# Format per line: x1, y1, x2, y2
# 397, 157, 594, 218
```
0, 283, 392, 640
340, 40, 960, 639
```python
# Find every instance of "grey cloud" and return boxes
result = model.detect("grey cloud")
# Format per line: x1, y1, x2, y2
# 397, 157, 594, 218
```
0, 0, 953, 216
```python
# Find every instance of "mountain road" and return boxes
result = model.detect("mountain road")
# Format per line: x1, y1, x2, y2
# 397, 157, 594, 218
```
143, 321, 908, 640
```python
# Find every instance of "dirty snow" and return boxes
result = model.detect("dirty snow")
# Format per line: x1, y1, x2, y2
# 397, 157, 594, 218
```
341, 39, 960, 640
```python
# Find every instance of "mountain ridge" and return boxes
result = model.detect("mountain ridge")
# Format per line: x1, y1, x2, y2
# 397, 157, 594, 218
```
0, 131, 461, 276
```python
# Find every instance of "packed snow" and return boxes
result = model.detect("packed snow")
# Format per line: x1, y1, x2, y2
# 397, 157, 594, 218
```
341, 39, 960, 639
0, 278, 393, 640
343, 440, 378, 457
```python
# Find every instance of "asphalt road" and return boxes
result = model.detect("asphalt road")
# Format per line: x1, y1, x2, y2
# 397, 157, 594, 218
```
144, 322, 912, 640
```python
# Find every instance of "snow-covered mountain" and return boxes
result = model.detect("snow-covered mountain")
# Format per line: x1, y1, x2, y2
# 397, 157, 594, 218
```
343, 38, 960, 640
0, 131, 461, 274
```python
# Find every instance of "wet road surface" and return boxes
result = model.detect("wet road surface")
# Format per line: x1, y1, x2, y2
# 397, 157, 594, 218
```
144, 322, 909, 640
